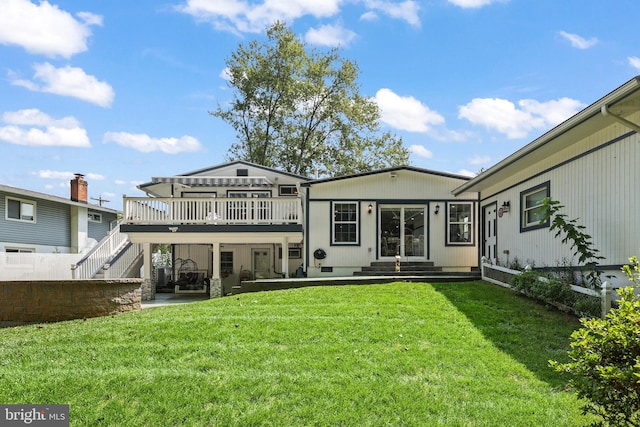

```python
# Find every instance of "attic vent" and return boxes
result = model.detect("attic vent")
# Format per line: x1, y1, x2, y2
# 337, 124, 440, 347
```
237, 168, 248, 177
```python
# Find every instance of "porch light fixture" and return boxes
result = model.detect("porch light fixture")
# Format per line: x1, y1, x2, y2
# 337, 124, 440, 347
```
367, 204, 373, 214
168, 226, 179, 233
434, 204, 440, 215
502, 201, 510, 213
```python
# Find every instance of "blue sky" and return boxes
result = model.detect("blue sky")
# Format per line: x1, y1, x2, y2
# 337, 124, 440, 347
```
1, 0, 639, 211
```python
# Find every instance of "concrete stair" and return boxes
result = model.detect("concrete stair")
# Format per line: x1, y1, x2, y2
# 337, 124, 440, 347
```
353, 261, 480, 282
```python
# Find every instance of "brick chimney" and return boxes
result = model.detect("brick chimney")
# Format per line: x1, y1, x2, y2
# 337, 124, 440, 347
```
70, 173, 88, 203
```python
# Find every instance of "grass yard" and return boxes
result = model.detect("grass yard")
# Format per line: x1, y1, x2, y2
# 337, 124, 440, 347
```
0, 281, 593, 426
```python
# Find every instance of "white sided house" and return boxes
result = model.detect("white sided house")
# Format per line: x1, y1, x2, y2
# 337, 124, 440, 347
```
121, 161, 308, 298
453, 75, 640, 285
302, 167, 479, 278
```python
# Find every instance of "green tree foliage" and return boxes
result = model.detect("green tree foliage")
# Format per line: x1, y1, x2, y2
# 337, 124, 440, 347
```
539, 197, 605, 288
550, 258, 640, 426
212, 22, 409, 177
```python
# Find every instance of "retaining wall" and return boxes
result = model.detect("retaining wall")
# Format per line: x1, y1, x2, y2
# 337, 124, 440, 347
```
0, 279, 143, 323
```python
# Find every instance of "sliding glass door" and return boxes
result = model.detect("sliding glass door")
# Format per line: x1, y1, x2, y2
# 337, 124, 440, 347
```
380, 206, 426, 259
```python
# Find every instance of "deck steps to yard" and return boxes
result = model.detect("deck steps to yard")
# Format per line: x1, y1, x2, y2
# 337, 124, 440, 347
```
353, 261, 480, 281
229, 262, 480, 295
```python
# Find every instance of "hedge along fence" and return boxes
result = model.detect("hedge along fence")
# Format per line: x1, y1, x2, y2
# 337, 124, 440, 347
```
480, 259, 613, 319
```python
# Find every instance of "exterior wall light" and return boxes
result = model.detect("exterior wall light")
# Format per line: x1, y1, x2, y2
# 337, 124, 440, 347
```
368, 203, 373, 214
434, 204, 440, 215
502, 201, 510, 213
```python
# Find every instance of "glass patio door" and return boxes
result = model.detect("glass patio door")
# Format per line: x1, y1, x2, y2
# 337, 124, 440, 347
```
380, 206, 425, 258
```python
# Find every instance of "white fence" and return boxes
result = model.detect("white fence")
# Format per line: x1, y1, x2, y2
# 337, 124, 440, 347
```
0, 253, 82, 280
480, 260, 613, 318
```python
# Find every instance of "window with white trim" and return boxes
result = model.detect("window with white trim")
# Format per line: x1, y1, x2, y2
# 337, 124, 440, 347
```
88, 212, 102, 223
6, 197, 36, 223
520, 182, 550, 231
447, 202, 473, 245
6, 247, 34, 253
278, 185, 298, 196
332, 202, 358, 244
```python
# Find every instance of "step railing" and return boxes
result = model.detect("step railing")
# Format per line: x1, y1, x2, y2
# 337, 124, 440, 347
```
103, 241, 143, 279
71, 221, 129, 279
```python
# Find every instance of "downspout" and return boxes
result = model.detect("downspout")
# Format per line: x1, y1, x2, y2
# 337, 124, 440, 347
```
601, 104, 640, 133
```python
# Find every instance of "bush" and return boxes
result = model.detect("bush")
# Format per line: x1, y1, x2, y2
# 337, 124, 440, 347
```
511, 270, 574, 306
550, 257, 640, 426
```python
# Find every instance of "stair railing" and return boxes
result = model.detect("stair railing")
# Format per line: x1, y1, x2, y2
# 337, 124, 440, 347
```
71, 221, 129, 279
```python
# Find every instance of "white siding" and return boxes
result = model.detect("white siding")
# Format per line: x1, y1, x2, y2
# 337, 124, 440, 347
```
480, 121, 640, 276
306, 169, 479, 276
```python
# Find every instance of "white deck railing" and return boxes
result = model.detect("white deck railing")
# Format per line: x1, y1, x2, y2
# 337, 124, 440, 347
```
123, 197, 302, 225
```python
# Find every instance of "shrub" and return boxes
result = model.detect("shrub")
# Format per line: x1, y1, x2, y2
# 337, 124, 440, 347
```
550, 257, 640, 426
511, 270, 573, 306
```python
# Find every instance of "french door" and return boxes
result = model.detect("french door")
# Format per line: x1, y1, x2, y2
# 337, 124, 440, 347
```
380, 206, 426, 259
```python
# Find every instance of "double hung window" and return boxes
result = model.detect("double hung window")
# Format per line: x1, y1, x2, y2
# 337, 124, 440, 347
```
520, 182, 550, 231
447, 202, 474, 245
332, 202, 358, 245
6, 197, 35, 223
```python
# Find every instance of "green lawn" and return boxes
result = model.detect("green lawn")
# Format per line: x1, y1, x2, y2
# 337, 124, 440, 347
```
0, 281, 593, 426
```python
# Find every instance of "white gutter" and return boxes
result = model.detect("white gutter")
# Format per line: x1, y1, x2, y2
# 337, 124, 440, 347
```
600, 104, 640, 133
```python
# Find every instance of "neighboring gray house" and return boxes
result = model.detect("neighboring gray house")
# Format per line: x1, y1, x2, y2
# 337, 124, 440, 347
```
453, 75, 640, 284
1, 174, 119, 254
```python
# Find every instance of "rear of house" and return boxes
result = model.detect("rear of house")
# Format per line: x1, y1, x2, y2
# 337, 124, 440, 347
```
303, 167, 479, 278
121, 161, 308, 298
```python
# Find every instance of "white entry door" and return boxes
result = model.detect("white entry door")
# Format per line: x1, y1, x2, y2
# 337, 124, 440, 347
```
483, 203, 497, 263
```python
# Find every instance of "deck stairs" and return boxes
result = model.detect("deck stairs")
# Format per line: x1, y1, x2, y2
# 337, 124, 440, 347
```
353, 261, 481, 282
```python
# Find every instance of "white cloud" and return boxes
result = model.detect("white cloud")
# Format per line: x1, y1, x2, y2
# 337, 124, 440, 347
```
457, 169, 476, 177
219, 67, 232, 81
177, 0, 419, 33
364, 1, 420, 27
3, 108, 80, 129
35, 170, 105, 180
374, 88, 444, 133
447, 0, 506, 8
408, 144, 433, 159
628, 56, 640, 71
103, 132, 203, 154
360, 11, 378, 21
458, 97, 585, 139
177, 0, 342, 33
559, 31, 598, 49
0, 109, 90, 147
304, 23, 357, 47
468, 155, 490, 165
0, 0, 102, 58
10, 63, 115, 108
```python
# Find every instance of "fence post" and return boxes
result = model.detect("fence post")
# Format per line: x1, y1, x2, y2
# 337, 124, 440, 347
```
70, 264, 77, 279
601, 281, 612, 319
103, 263, 111, 279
